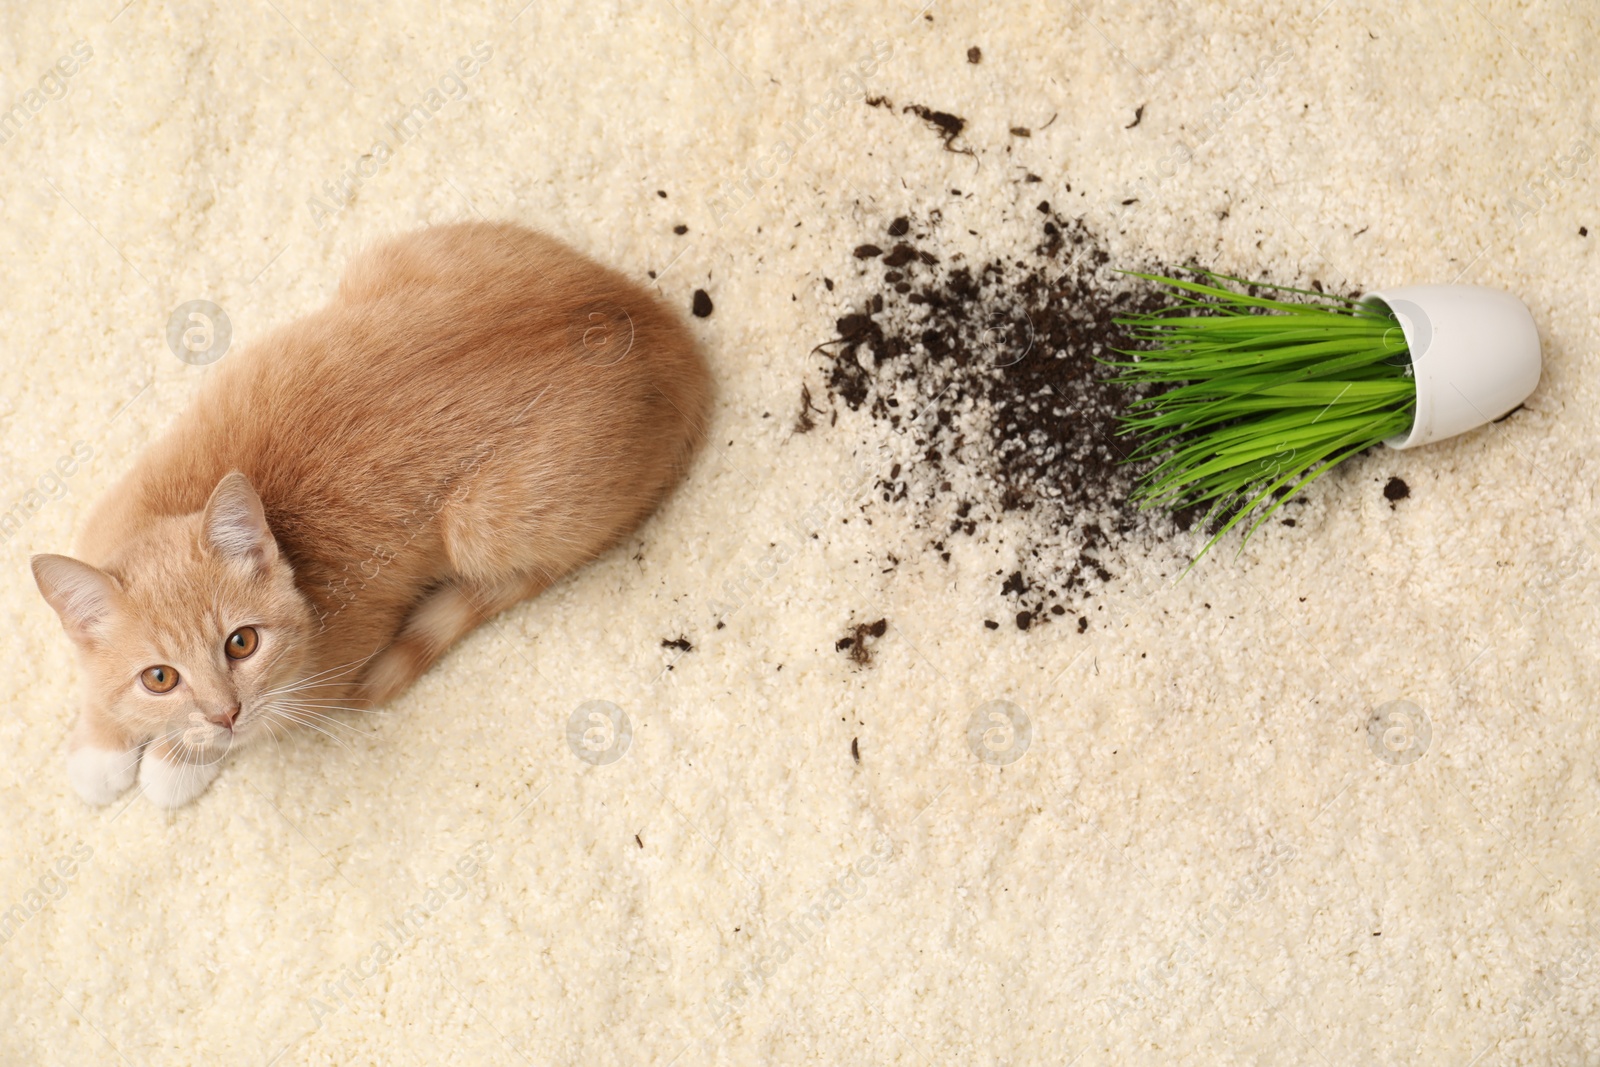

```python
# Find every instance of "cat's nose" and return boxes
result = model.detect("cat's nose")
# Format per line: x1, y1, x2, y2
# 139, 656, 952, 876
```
209, 706, 239, 730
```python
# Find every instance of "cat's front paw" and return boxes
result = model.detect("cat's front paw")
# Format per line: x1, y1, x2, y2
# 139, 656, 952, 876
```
139, 751, 225, 808
66, 746, 140, 805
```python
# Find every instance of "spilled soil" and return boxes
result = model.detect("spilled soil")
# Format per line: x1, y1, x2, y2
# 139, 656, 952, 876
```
805, 202, 1209, 629
836, 617, 889, 666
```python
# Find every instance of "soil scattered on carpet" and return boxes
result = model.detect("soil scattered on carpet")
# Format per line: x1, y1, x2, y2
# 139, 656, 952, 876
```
662, 636, 694, 652
836, 618, 888, 666
692, 289, 714, 318
794, 383, 824, 434
902, 104, 973, 157
806, 201, 1221, 627
1383, 476, 1410, 504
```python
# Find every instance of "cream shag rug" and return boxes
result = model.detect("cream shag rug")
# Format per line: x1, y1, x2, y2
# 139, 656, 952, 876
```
2, 2, 1598, 1064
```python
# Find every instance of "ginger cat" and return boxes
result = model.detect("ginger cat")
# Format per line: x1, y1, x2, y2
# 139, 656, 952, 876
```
32, 222, 709, 808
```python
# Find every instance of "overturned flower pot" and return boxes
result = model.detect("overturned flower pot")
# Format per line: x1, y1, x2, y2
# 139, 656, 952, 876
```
1360, 284, 1542, 450
1114, 272, 1544, 560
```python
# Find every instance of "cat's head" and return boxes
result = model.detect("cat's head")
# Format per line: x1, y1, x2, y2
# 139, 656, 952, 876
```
32, 473, 317, 758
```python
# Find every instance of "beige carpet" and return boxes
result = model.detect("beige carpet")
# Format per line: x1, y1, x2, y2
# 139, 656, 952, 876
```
3, 1, 1598, 1063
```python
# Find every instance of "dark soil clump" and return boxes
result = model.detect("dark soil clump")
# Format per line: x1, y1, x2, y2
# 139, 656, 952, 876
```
836, 618, 888, 666
902, 104, 973, 156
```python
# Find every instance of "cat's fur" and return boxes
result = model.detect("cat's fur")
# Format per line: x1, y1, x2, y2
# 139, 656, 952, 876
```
32, 222, 710, 807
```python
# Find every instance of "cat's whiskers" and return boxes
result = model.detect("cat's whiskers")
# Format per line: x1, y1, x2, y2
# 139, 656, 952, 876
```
259, 682, 372, 708
261, 702, 357, 751
270, 697, 384, 717
260, 651, 380, 699
257, 710, 287, 761
264, 679, 356, 695
270, 705, 379, 742
264, 712, 353, 753
271, 701, 369, 728
179, 739, 205, 784
150, 718, 229, 770
297, 650, 379, 683
142, 724, 191, 762
161, 730, 206, 790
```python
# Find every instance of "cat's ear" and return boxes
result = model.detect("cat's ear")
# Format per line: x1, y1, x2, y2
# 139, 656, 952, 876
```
202, 472, 279, 570
32, 554, 120, 644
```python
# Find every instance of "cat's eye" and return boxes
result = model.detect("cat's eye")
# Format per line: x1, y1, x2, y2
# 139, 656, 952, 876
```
225, 626, 260, 661
141, 666, 179, 694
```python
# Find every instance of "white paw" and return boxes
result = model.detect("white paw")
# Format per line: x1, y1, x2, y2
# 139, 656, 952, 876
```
139, 751, 225, 808
67, 746, 140, 805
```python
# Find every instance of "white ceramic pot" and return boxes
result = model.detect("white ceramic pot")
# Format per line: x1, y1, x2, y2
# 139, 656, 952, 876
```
1360, 285, 1542, 450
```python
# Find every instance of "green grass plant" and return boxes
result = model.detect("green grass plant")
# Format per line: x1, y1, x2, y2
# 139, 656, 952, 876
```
1111, 271, 1416, 563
